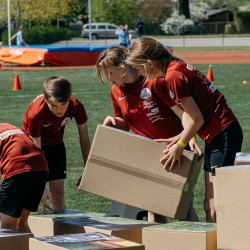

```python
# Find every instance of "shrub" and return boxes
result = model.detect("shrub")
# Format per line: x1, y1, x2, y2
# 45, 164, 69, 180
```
1, 25, 72, 45
161, 11, 194, 35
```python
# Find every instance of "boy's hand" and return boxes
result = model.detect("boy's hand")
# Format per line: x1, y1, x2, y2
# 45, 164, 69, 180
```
41, 187, 54, 211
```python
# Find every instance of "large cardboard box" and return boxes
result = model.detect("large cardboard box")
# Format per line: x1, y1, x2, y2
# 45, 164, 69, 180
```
142, 222, 217, 250
0, 228, 33, 250
216, 166, 250, 249
29, 232, 145, 250
79, 125, 202, 220
55, 215, 156, 243
234, 152, 250, 165
28, 209, 106, 237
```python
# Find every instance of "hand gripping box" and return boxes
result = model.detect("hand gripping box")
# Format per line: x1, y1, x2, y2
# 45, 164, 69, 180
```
29, 232, 144, 250
0, 229, 33, 250
79, 125, 202, 220
216, 166, 250, 249
142, 222, 217, 250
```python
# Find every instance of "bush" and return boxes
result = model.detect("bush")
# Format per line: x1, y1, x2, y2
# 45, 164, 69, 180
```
1, 25, 72, 45
224, 24, 235, 34
161, 12, 194, 35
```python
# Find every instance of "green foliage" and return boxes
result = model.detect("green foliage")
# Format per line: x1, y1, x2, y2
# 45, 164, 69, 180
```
179, 0, 190, 19
224, 23, 235, 34
2, 26, 72, 45
234, 11, 250, 33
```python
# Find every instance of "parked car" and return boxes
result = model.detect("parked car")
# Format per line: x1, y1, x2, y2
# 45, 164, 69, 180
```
82, 22, 137, 40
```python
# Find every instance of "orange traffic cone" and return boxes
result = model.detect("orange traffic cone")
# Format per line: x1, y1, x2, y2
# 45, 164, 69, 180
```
13, 74, 22, 91
207, 64, 215, 82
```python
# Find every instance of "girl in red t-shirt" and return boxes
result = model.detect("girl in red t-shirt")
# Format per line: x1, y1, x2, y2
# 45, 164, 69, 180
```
96, 46, 203, 223
126, 37, 243, 223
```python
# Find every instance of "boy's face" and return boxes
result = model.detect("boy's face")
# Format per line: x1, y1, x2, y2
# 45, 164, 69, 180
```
46, 98, 69, 117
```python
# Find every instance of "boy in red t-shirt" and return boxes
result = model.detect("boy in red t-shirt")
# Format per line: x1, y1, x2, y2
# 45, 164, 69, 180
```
22, 76, 91, 211
0, 123, 48, 232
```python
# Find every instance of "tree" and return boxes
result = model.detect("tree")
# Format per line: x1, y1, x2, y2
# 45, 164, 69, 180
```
0, 0, 83, 27
91, 0, 173, 28
179, 0, 190, 19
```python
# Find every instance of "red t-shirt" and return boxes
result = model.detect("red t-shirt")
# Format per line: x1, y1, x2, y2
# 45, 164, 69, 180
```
111, 76, 184, 139
0, 123, 48, 180
165, 61, 237, 142
22, 95, 88, 146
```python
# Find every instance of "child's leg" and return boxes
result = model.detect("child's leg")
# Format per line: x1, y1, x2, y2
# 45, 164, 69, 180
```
0, 212, 18, 231
49, 179, 66, 211
17, 208, 31, 233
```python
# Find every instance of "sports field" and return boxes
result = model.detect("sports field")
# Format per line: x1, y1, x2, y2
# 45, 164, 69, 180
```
1, 50, 250, 222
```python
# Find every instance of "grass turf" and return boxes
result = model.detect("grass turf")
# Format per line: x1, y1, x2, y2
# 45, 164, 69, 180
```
0, 63, 249, 221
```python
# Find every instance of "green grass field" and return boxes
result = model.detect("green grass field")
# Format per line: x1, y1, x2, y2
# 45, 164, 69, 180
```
1, 61, 249, 222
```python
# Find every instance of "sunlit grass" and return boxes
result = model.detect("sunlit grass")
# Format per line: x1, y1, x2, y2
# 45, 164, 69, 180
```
1, 62, 249, 221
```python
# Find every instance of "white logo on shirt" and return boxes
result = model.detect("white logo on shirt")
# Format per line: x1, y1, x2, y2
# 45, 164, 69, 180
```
118, 96, 127, 101
187, 64, 194, 71
61, 117, 72, 127
209, 84, 217, 93
0, 130, 24, 140
43, 123, 52, 127
169, 90, 175, 99
140, 88, 151, 99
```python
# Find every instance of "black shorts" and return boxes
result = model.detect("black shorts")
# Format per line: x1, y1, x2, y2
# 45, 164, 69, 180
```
42, 143, 67, 181
204, 122, 243, 175
0, 171, 48, 218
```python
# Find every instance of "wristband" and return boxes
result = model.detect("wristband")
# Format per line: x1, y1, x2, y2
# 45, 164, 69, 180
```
178, 140, 187, 148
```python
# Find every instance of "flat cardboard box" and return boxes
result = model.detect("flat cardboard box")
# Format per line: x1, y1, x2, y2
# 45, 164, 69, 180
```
234, 152, 250, 165
55, 215, 156, 244
79, 125, 202, 219
28, 209, 106, 237
0, 228, 33, 250
142, 222, 217, 250
29, 232, 145, 250
216, 166, 250, 249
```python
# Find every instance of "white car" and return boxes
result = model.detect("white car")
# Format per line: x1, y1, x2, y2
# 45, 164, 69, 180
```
82, 22, 137, 40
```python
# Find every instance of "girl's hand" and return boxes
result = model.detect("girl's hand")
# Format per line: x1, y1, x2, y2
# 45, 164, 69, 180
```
160, 143, 184, 171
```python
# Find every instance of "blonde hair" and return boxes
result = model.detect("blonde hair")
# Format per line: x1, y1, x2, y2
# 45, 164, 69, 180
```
126, 36, 183, 73
96, 46, 134, 84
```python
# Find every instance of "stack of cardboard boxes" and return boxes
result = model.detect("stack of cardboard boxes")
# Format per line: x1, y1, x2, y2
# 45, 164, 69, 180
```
4, 125, 226, 249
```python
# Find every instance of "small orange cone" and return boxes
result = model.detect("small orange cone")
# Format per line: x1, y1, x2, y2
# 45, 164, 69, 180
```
13, 74, 22, 91
207, 64, 215, 82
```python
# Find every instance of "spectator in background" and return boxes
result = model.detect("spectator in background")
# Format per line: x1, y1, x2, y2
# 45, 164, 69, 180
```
136, 18, 144, 37
11, 26, 28, 46
124, 24, 132, 47
115, 25, 130, 47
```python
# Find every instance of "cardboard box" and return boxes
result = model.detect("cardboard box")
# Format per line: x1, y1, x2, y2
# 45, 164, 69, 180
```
29, 232, 145, 250
28, 209, 106, 237
142, 222, 217, 250
234, 152, 250, 165
0, 228, 33, 250
79, 125, 202, 219
216, 166, 250, 249
55, 215, 156, 243
109, 201, 148, 220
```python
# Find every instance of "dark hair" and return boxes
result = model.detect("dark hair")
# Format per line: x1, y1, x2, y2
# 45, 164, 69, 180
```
43, 76, 72, 102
